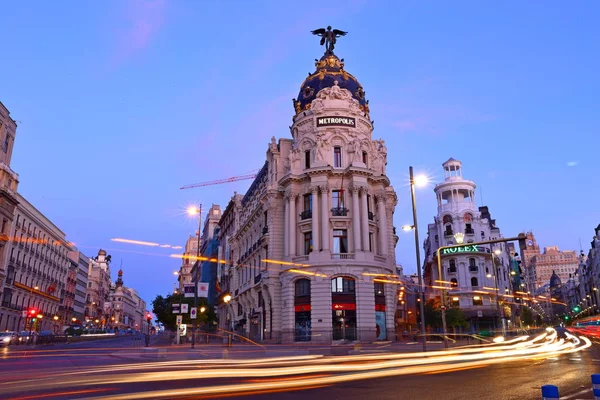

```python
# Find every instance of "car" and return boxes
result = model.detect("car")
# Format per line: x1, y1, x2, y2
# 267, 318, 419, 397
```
0, 331, 18, 347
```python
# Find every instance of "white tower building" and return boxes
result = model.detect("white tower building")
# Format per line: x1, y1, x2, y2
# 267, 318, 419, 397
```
423, 158, 512, 332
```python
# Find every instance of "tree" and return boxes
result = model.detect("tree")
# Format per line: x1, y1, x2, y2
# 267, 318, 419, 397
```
445, 307, 470, 330
423, 298, 442, 329
521, 306, 534, 326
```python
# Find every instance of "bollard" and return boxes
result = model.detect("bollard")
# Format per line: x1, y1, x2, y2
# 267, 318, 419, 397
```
591, 374, 600, 400
228, 334, 232, 348
223, 349, 228, 359
541, 385, 560, 400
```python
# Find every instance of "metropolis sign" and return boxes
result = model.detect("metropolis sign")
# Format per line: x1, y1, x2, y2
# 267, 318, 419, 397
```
316, 116, 356, 127
441, 245, 483, 255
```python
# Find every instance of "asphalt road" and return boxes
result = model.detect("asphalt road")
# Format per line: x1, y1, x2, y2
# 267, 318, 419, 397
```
0, 334, 598, 400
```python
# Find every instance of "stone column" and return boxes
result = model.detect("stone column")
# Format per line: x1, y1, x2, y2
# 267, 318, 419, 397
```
377, 194, 388, 256
320, 185, 329, 251
351, 187, 361, 252
311, 186, 320, 252
289, 194, 296, 257
360, 187, 370, 252
284, 195, 289, 257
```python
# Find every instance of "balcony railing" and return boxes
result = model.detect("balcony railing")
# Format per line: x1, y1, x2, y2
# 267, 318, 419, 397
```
331, 253, 355, 260
331, 207, 349, 217
300, 210, 312, 220
468, 266, 479, 273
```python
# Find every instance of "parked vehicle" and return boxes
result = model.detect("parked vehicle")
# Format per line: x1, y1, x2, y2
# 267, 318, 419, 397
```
0, 331, 18, 347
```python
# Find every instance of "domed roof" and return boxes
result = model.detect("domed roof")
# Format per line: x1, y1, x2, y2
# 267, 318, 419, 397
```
550, 270, 562, 288
293, 51, 369, 116
98, 249, 107, 256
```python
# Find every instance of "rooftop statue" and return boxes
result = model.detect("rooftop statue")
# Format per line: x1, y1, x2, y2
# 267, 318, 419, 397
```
311, 26, 347, 53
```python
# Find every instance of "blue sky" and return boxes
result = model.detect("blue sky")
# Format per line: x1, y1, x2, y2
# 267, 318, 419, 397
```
2, 1, 598, 304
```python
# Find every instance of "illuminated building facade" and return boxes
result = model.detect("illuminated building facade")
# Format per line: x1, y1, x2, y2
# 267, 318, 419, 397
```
85, 249, 111, 321
216, 40, 400, 343
105, 269, 147, 331
0, 101, 20, 329
0, 193, 72, 332
423, 158, 512, 332
178, 235, 198, 292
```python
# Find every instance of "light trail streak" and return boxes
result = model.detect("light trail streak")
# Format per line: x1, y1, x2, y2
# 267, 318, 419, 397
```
0, 330, 590, 399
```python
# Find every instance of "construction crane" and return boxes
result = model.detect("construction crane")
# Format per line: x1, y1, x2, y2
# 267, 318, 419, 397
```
180, 173, 257, 190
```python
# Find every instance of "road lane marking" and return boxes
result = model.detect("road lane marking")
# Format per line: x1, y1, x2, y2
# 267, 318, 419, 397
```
562, 388, 591, 399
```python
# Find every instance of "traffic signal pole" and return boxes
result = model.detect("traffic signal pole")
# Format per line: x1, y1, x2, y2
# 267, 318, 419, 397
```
435, 234, 527, 349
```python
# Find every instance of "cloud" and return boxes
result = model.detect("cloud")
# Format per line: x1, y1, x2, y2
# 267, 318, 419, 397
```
566, 161, 579, 167
387, 105, 495, 135
110, 0, 166, 68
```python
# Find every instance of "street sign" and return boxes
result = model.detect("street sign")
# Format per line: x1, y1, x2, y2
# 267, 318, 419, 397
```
181, 304, 189, 314
179, 324, 187, 336
172, 304, 180, 314
176, 315, 183, 326
190, 307, 197, 319
477, 310, 483, 318
198, 282, 209, 298
21, 311, 27, 318
183, 284, 195, 298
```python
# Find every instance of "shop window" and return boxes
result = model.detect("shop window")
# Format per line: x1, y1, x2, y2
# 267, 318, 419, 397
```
473, 296, 483, 306
451, 278, 458, 287
451, 296, 460, 307
374, 282, 384, 296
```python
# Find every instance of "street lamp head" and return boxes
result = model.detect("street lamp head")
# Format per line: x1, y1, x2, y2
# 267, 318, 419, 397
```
223, 294, 232, 303
200, 307, 206, 313
486, 273, 492, 278
413, 174, 429, 188
34, 286, 39, 290
187, 206, 200, 216
494, 249, 502, 255
401, 225, 414, 232
53, 316, 59, 321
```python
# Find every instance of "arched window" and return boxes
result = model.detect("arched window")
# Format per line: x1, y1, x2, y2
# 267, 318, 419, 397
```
443, 215, 453, 224
295, 279, 311, 297
471, 277, 478, 288
469, 258, 478, 272
331, 276, 356, 293
451, 278, 458, 287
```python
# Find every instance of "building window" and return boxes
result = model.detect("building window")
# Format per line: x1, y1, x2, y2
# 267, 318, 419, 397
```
301, 194, 312, 220
469, 258, 478, 272
448, 259, 456, 273
374, 282, 384, 296
333, 230, 348, 254
451, 296, 459, 307
331, 276, 355, 293
332, 190, 343, 208
333, 146, 342, 168
3, 135, 9, 153
472, 295, 483, 306
471, 277, 478, 288
450, 278, 458, 287
295, 279, 311, 297
465, 223, 474, 234
305, 151, 311, 168
369, 232, 373, 252
304, 232, 313, 255
444, 224, 453, 236
362, 151, 368, 165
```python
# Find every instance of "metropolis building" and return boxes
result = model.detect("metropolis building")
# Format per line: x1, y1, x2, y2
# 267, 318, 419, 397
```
215, 34, 399, 343
423, 158, 513, 332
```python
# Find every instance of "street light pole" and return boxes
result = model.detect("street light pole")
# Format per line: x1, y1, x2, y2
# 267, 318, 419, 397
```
409, 166, 427, 352
191, 204, 202, 349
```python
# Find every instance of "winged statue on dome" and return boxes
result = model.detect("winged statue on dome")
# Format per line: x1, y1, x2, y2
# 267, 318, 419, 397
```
311, 26, 347, 53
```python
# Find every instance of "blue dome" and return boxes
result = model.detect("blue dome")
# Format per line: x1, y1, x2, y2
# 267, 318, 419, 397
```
293, 52, 369, 116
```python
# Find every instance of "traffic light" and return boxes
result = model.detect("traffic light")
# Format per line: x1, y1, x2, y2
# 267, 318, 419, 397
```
573, 305, 581, 313
146, 313, 152, 323
564, 316, 570, 320
28, 308, 37, 316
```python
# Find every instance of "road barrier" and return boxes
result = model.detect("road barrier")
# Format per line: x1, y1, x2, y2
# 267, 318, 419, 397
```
542, 374, 600, 399
541, 385, 560, 399
592, 374, 600, 400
